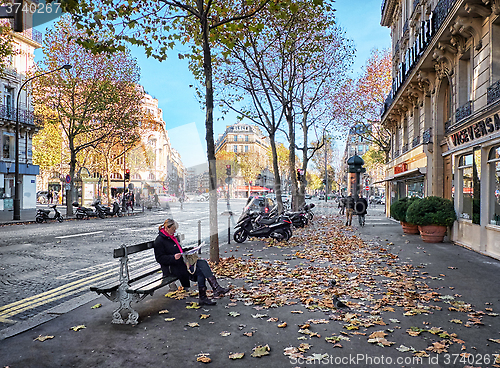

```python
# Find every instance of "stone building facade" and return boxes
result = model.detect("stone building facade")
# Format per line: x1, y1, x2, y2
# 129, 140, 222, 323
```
381, 0, 500, 259
0, 13, 42, 211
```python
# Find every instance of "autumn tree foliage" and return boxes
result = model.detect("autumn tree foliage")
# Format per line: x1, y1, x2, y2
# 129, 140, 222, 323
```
31, 17, 144, 214
55, 0, 301, 261
0, 22, 17, 76
340, 48, 392, 160
215, 0, 353, 210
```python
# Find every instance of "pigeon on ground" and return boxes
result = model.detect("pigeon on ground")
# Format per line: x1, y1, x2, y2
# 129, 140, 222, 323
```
329, 279, 337, 288
332, 295, 349, 309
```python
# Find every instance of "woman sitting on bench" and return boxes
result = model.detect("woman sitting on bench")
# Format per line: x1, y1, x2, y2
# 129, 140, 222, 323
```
154, 218, 230, 305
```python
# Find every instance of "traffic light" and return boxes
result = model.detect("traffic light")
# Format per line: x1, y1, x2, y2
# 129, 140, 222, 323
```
226, 164, 231, 176
124, 169, 130, 181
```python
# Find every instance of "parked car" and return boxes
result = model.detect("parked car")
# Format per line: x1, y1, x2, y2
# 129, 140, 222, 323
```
194, 193, 209, 202
157, 194, 177, 207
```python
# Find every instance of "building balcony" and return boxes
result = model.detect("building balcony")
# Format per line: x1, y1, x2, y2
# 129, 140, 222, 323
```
422, 127, 432, 144
455, 101, 472, 122
412, 135, 420, 148
402, 143, 409, 153
381, 0, 459, 118
0, 105, 41, 126
487, 80, 500, 105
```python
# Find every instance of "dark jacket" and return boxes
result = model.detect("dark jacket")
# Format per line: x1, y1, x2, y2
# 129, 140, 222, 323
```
345, 196, 355, 210
355, 198, 368, 215
154, 231, 191, 287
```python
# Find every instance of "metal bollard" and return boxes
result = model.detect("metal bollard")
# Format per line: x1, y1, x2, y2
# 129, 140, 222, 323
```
228, 216, 231, 244
198, 220, 202, 254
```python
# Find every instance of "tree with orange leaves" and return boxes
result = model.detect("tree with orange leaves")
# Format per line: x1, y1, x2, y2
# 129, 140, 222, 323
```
340, 49, 392, 160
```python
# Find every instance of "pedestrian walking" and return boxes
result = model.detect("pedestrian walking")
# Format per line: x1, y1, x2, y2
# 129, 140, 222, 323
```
338, 195, 345, 215
153, 218, 231, 305
345, 192, 355, 226
355, 194, 368, 227
154, 193, 160, 207
47, 190, 53, 204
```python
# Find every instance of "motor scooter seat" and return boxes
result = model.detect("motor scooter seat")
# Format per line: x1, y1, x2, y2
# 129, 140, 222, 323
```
40, 209, 50, 214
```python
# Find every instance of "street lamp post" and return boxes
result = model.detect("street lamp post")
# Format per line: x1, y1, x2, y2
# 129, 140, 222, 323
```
14, 64, 72, 220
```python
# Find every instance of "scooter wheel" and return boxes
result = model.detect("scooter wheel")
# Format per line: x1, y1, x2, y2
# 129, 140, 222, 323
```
57, 216, 64, 223
233, 228, 247, 243
98, 212, 105, 219
306, 212, 313, 221
76, 214, 84, 220
35, 216, 44, 223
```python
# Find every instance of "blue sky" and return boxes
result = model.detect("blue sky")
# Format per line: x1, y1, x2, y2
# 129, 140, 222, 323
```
34, 0, 390, 168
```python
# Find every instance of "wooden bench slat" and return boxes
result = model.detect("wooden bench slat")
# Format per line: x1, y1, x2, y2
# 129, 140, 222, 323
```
126, 275, 179, 295
90, 263, 162, 293
113, 241, 155, 258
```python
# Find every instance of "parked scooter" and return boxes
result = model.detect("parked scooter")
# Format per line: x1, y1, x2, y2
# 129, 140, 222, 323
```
302, 203, 315, 221
72, 201, 102, 219
36, 204, 64, 223
234, 197, 292, 243
94, 200, 123, 217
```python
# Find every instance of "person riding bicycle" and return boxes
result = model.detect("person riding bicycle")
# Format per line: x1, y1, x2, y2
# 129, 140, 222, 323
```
355, 195, 368, 226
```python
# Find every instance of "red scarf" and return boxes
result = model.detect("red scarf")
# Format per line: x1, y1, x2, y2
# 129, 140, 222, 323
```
161, 228, 183, 253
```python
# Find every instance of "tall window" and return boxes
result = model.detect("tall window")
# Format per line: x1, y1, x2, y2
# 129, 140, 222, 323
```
459, 149, 481, 224
459, 154, 473, 220
458, 48, 471, 108
492, 18, 500, 83
489, 146, 500, 225
2, 133, 14, 159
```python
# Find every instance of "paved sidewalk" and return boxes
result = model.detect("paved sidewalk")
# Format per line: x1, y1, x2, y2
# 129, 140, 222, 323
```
1, 203, 500, 368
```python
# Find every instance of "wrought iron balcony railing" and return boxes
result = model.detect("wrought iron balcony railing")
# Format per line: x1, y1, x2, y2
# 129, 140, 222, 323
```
0, 105, 40, 126
402, 143, 409, 153
412, 135, 420, 148
382, 0, 459, 118
422, 127, 432, 144
455, 101, 472, 122
487, 80, 500, 105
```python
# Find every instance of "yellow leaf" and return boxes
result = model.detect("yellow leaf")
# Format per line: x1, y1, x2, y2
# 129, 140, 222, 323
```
33, 335, 54, 342
251, 344, 270, 358
277, 322, 287, 328
197, 355, 211, 363
70, 325, 86, 331
229, 352, 245, 359
200, 314, 210, 319
91, 304, 102, 309
187, 322, 199, 327
164, 318, 176, 322
220, 331, 231, 336
186, 302, 200, 309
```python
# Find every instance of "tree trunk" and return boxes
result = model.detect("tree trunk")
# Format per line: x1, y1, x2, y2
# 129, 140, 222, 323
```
286, 107, 298, 211
201, 13, 219, 263
269, 134, 283, 213
67, 141, 76, 216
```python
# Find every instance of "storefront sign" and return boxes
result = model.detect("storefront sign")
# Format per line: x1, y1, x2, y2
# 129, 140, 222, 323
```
394, 163, 408, 174
449, 112, 500, 147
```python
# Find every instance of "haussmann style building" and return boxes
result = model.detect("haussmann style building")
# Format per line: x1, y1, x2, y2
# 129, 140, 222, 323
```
380, 0, 500, 259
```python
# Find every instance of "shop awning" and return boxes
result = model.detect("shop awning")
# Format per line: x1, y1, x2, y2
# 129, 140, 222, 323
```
235, 186, 270, 192
374, 167, 427, 184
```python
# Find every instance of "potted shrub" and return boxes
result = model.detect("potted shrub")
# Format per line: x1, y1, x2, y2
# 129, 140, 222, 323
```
390, 197, 421, 234
406, 196, 457, 243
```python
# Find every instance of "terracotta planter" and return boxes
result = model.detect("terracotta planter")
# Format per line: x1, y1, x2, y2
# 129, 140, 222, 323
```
418, 225, 447, 243
400, 221, 419, 234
